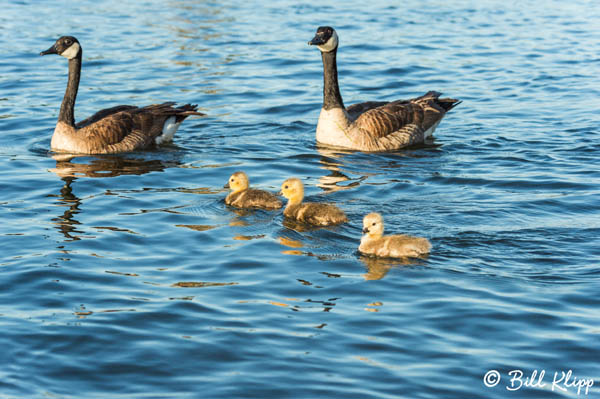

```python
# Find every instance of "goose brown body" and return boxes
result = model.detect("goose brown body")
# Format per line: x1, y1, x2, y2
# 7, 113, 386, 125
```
309, 27, 460, 151
280, 178, 347, 226
225, 172, 282, 210
359, 213, 431, 258
41, 36, 203, 154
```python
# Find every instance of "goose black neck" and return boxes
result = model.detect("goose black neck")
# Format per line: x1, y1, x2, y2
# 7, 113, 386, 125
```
59, 54, 81, 126
321, 49, 344, 110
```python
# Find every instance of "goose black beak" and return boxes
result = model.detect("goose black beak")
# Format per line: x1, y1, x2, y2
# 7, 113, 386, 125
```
308, 34, 326, 46
362, 227, 369, 234
40, 44, 58, 56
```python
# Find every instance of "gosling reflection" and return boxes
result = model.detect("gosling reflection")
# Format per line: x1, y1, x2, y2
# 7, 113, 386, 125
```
360, 255, 428, 281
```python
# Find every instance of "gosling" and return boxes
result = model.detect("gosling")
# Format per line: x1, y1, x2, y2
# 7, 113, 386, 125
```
280, 178, 347, 226
224, 171, 282, 210
359, 212, 431, 258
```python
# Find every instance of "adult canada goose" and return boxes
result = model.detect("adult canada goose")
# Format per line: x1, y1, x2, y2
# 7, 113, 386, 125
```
359, 213, 431, 258
40, 36, 204, 154
224, 171, 282, 210
280, 178, 348, 226
308, 26, 460, 151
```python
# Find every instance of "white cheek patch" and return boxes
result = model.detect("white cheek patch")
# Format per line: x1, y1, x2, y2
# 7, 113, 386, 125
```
61, 42, 81, 60
317, 31, 339, 52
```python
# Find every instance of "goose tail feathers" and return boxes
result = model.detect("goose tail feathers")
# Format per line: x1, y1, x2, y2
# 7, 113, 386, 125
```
420, 91, 461, 112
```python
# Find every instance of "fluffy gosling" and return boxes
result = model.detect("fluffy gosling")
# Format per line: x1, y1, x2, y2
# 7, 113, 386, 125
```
359, 212, 431, 258
224, 171, 282, 210
280, 178, 347, 226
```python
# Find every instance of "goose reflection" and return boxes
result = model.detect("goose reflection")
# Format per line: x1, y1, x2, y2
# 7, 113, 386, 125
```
315, 146, 366, 193
49, 153, 172, 178
51, 177, 83, 241
48, 154, 178, 241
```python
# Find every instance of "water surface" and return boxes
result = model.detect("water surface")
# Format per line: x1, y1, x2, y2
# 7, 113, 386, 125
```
1, 1, 599, 398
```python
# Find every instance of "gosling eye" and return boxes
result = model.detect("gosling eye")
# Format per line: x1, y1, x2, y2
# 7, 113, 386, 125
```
372, 222, 376, 226
284, 185, 288, 189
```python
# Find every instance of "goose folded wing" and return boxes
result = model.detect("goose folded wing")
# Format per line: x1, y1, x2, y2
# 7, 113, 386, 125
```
348, 95, 448, 151
75, 105, 138, 129
345, 101, 388, 120
77, 111, 161, 153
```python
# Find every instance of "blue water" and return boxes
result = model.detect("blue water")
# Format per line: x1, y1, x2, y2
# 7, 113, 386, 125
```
1, 1, 599, 398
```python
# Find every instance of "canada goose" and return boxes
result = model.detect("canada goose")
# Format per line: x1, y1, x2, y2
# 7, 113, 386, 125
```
359, 212, 431, 258
224, 171, 282, 210
308, 26, 460, 151
279, 178, 348, 226
40, 36, 204, 154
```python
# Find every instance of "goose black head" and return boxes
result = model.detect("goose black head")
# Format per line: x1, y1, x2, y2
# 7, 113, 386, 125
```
40, 36, 81, 60
308, 26, 338, 53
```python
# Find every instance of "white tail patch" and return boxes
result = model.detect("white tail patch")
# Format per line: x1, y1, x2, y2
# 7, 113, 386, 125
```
424, 120, 441, 139
156, 116, 181, 145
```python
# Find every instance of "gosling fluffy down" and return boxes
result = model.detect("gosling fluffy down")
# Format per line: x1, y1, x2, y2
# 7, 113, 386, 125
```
280, 178, 347, 226
359, 212, 431, 258
224, 171, 282, 210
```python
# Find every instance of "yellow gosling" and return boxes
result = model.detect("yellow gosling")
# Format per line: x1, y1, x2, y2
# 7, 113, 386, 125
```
280, 178, 347, 226
224, 171, 282, 210
359, 212, 431, 258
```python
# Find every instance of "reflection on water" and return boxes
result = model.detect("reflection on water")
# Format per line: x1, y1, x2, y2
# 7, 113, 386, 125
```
48, 154, 174, 178
359, 255, 427, 280
315, 147, 367, 193
47, 154, 179, 241
49, 178, 83, 242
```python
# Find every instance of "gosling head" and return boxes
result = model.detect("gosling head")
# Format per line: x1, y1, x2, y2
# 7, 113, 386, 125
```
308, 26, 338, 53
280, 178, 305, 204
224, 171, 249, 193
362, 212, 385, 239
40, 36, 82, 60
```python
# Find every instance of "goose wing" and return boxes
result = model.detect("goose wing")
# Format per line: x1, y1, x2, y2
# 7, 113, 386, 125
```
346, 101, 388, 120
76, 103, 203, 154
348, 91, 460, 150
75, 105, 138, 129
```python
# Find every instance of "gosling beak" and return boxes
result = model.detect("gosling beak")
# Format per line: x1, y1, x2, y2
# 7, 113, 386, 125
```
362, 227, 369, 234
277, 190, 283, 196
308, 33, 326, 46
224, 182, 230, 189
40, 44, 58, 56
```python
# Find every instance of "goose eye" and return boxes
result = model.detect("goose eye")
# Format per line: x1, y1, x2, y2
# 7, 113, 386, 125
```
65, 39, 72, 45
